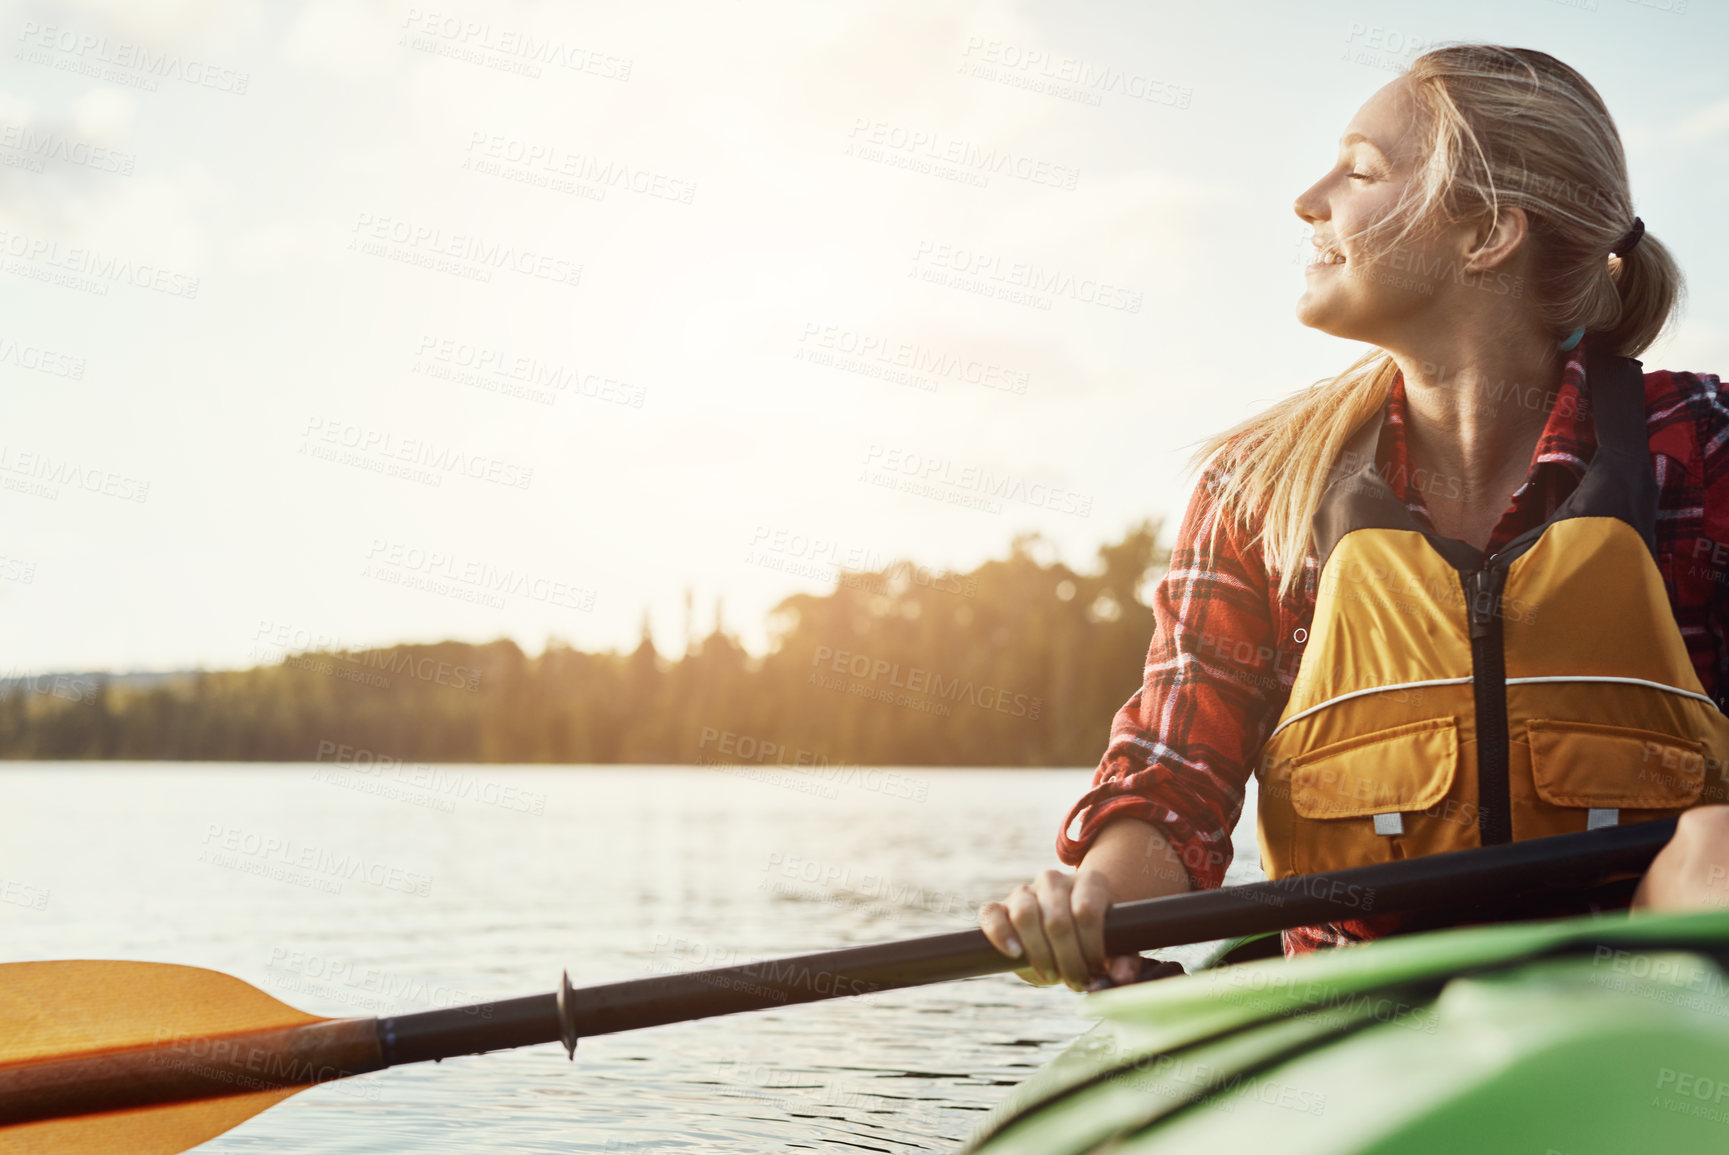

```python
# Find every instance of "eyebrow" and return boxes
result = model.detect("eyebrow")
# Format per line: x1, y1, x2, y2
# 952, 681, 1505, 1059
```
1339, 132, 1387, 154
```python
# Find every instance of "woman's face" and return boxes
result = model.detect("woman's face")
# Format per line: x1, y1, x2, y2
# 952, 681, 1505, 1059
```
1292, 77, 1460, 346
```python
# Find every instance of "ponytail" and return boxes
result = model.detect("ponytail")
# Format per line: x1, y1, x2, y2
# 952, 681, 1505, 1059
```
1590, 231, 1684, 358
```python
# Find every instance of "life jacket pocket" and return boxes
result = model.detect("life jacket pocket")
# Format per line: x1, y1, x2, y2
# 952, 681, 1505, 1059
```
1282, 716, 1461, 876
1526, 719, 1706, 813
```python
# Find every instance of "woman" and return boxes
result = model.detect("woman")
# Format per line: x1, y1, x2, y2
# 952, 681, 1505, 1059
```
979, 43, 1729, 992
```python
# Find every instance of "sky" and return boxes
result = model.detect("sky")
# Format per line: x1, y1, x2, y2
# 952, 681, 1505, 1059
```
2, 0, 1726, 674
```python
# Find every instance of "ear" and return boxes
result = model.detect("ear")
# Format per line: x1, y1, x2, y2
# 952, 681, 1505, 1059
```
1462, 205, 1529, 272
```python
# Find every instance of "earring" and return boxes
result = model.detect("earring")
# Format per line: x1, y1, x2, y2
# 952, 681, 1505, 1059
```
1557, 325, 1586, 352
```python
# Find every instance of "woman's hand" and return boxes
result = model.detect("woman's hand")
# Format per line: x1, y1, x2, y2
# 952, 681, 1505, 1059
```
978, 868, 1145, 990
980, 818, 1194, 990
1632, 805, 1729, 912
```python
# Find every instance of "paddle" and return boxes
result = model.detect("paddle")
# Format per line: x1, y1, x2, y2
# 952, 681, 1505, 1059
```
0, 818, 1678, 1153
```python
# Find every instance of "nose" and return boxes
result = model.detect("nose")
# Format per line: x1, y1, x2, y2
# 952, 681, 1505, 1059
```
1293, 177, 1328, 228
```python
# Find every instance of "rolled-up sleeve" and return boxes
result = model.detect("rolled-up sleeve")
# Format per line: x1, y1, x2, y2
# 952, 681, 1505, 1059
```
1056, 467, 1292, 890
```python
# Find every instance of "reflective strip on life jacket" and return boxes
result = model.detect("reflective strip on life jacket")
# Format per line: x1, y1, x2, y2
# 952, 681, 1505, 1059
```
1269, 674, 1721, 740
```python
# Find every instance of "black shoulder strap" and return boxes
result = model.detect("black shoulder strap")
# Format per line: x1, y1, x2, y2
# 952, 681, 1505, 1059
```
1547, 344, 1656, 556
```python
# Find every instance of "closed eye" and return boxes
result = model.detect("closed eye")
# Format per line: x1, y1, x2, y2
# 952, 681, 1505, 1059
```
1348, 172, 1372, 181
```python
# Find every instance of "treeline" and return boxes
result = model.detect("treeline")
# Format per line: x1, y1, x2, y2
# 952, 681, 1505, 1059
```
0, 522, 1168, 766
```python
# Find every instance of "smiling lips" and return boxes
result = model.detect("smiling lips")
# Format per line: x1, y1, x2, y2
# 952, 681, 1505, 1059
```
1310, 242, 1346, 268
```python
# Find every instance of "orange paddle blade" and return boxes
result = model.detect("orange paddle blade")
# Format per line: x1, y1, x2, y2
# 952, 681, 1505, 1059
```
0, 960, 371, 1155
0, 1087, 301, 1155
0, 960, 324, 1065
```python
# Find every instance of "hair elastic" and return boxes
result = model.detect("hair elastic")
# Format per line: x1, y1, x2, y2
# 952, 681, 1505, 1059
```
1558, 325, 1586, 352
1612, 216, 1644, 257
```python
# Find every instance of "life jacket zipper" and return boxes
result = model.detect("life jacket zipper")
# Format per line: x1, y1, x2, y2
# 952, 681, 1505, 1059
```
1466, 558, 1512, 845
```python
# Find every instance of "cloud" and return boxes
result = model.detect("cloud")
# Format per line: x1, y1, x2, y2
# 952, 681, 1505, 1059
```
1672, 98, 1729, 143
48, 0, 261, 53
280, 0, 403, 77
68, 86, 136, 138
0, 86, 135, 233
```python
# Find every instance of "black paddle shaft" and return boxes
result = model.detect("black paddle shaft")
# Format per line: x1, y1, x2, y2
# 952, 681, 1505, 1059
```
375, 818, 1677, 1066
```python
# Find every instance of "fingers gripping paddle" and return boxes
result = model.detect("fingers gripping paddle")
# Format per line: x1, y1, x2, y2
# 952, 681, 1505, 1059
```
0, 819, 1678, 1153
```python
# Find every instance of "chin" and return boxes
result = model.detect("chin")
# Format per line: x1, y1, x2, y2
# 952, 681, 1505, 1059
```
1297, 288, 1379, 343
1295, 295, 1346, 337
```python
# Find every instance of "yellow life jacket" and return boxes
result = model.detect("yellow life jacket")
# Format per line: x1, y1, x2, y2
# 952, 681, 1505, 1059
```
1255, 347, 1729, 881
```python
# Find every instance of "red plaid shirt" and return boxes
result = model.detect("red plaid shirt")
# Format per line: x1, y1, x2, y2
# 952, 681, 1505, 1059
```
1058, 349, 1729, 953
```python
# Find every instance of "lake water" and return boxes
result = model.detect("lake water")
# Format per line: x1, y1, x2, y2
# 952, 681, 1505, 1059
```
0, 764, 1263, 1152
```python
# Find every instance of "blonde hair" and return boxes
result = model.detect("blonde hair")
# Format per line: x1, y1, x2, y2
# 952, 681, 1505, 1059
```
1193, 43, 1684, 600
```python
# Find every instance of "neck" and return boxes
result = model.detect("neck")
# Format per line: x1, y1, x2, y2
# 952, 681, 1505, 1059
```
1388, 337, 1567, 503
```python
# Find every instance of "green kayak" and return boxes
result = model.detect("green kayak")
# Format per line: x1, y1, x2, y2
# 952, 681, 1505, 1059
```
964, 908, 1729, 1154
